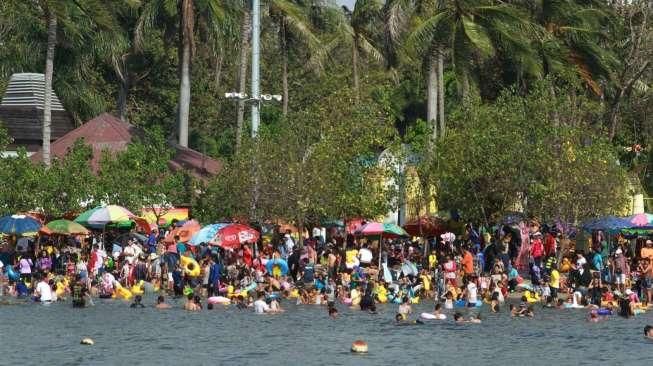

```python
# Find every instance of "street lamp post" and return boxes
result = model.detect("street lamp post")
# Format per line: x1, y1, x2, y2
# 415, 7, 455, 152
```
225, 0, 281, 224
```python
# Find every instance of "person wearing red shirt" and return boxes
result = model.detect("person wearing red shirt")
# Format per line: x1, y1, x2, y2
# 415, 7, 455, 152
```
242, 243, 253, 267
530, 233, 544, 268
544, 232, 556, 257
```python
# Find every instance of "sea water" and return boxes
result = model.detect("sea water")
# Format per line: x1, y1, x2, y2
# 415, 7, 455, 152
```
1, 297, 652, 365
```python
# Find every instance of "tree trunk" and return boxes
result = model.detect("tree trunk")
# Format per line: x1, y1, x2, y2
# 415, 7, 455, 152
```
427, 55, 438, 141
117, 71, 130, 122
352, 36, 360, 101
43, 11, 57, 167
178, 0, 195, 148
236, 10, 251, 153
437, 49, 445, 138
214, 49, 223, 92
281, 21, 289, 117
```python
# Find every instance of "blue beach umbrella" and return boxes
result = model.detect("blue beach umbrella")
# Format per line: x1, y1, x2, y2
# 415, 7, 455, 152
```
189, 224, 228, 246
0, 215, 42, 235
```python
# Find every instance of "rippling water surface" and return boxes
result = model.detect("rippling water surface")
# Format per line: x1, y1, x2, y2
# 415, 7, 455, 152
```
2, 296, 652, 365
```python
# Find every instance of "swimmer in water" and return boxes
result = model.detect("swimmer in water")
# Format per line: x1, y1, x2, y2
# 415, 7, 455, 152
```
155, 295, 171, 309
395, 313, 423, 325
454, 312, 466, 323
430, 303, 446, 320
329, 306, 338, 319
130, 295, 145, 308
645, 325, 653, 340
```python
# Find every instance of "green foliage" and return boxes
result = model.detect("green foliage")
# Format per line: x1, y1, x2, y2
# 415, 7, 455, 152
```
429, 81, 628, 223
196, 87, 399, 225
0, 0, 651, 223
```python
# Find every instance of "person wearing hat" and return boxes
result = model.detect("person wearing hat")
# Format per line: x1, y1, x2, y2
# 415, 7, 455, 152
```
641, 240, 653, 262
613, 248, 628, 293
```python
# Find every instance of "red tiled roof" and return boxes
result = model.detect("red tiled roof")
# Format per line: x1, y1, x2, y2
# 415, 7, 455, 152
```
31, 113, 221, 179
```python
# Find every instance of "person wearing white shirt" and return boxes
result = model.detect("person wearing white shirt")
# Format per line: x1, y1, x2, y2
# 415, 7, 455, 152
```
466, 278, 478, 306
35, 276, 53, 302
357, 243, 373, 267
254, 293, 271, 314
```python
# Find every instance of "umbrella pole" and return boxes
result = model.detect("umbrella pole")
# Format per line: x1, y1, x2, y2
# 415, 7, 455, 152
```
378, 233, 383, 280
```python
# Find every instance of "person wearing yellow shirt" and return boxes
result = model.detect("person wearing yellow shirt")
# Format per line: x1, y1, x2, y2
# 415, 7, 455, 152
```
428, 250, 437, 270
549, 268, 560, 300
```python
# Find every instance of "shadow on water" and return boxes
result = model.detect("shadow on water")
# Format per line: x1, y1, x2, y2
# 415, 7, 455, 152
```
1, 296, 652, 365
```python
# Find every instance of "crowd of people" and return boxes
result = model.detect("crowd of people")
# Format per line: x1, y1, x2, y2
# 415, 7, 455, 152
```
0, 218, 652, 335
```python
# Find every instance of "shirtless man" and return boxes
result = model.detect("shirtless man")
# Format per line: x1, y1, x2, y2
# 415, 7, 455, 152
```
184, 294, 200, 311
155, 295, 171, 309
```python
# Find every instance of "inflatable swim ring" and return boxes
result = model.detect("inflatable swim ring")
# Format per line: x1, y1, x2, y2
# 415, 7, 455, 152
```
180, 256, 201, 277
420, 312, 446, 320
131, 280, 144, 296
265, 259, 289, 277
55, 280, 67, 298
376, 285, 388, 303
114, 284, 133, 300
5, 266, 19, 281
208, 296, 231, 305
596, 308, 612, 316
454, 300, 466, 308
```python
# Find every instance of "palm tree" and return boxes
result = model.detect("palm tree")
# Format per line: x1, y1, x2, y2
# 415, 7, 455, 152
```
268, 0, 322, 116
236, 6, 251, 153
34, 0, 115, 166
138, 0, 224, 147
407, 0, 541, 139
524, 0, 617, 95
338, 0, 385, 100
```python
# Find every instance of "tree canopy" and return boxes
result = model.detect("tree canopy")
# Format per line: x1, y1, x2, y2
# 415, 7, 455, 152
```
0, 0, 651, 224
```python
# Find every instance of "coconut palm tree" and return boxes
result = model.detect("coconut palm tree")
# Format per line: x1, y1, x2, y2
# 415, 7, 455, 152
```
268, 0, 322, 116
32, 0, 116, 166
338, 0, 386, 100
520, 0, 618, 95
235, 6, 251, 153
407, 0, 541, 139
137, 0, 224, 147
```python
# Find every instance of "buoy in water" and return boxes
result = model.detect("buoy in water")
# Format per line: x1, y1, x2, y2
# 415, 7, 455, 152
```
80, 338, 94, 345
351, 340, 368, 353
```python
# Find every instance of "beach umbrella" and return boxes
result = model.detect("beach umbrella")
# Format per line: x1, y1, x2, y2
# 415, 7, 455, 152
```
189, 224, 227, 246
209, 223, 260, 250
74, 205, 135, 228
581, 216, 630, 233
163, 220, 202, 244
0, 215, 41, 235
132, 217, 157, 233
41, 219, 89, 236
354, 222, 408, 238
628, 213, 653, 227
403, 216, 444, 237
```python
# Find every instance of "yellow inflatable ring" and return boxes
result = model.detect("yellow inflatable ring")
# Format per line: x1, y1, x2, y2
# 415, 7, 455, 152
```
180, 256, 201, 277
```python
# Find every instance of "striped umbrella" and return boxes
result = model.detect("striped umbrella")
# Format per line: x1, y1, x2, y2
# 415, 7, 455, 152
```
75, 205, 135, 228
0, 215, 42, 235
354, 222, 408, 238
41, 219, 90, 236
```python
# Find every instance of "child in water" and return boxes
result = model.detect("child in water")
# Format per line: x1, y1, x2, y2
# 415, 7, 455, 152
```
130, 295, 145, 308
